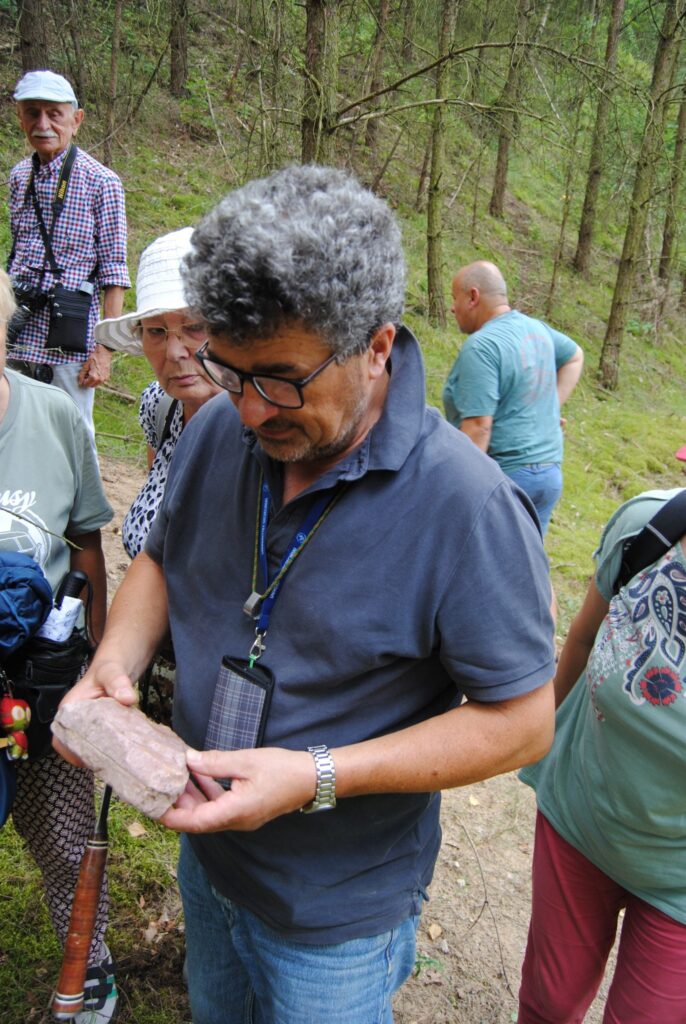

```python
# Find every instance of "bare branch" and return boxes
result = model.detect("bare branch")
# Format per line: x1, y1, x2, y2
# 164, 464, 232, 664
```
334, 97, 555, 134
335, 40, 613, 121
198, 61, 236, 177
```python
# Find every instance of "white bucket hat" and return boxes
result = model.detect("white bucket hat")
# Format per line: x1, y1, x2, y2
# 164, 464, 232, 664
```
95, 226, 195, 355
14, 70, 78, 107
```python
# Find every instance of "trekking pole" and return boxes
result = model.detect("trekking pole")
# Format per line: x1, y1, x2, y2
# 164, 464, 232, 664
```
51, 784, 112, 1020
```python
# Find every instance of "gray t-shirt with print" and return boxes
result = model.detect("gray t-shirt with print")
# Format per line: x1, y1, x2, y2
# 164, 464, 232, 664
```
0, 369, 112, 593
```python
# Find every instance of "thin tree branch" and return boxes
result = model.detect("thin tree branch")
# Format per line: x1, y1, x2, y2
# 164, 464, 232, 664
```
453, 814, 514, 998
334, 97, 555, 133
198, 61, 235, 176
335, 40, 613, 121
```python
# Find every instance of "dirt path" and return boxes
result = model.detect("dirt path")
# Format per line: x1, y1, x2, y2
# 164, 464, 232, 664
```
99, 455, 145, 597
99, 456, 612, 1024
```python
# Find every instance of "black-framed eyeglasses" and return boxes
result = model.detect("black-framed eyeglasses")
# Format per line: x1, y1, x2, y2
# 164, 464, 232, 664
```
194, 341, 338, 409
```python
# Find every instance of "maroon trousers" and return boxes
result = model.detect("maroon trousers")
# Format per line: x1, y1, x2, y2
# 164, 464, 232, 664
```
518, 812, 686, 1024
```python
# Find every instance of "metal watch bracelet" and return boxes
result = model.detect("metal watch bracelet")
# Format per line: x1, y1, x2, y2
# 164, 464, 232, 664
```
300, 744, 336, 814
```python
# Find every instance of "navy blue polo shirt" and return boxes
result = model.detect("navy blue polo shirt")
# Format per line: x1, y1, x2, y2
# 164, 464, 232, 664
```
146, 327, 555, 943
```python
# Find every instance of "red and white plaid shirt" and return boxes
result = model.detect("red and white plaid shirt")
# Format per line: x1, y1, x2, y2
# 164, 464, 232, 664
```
8, 146, 130, 365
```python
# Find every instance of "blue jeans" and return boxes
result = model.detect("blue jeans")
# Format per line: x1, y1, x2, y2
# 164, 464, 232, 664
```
178, 836, 420, 1024
506, 463, 562, 535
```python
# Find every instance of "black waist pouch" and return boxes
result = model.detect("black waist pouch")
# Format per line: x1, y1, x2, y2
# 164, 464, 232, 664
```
46, 284, 92, 353
6, 629, 92, 759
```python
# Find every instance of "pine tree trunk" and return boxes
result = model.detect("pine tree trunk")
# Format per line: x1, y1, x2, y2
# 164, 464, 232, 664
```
546, 2, 602, 315
66, 0, 88, 106
415, 145, 430, 211
489, 132, 511, 220
103, 0, 123, 168
599, 0, 685, 390
488, 0, 531, 219
658, 76, 686, 284
364, 0, 390, 153
302, 0, 340, 164
266, 0, 285, 171
469, 9, 496, 106
573, 0, 626, 276
18, 0, 48, 71
401, 0, 416, 64
427, 0, 459, 327
170, 0, 190, 98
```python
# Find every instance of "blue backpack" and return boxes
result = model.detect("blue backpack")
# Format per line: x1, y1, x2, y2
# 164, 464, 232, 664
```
0, 552, 53, 827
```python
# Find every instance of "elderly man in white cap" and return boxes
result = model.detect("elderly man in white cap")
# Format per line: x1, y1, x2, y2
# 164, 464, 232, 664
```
7, 69, 130, 454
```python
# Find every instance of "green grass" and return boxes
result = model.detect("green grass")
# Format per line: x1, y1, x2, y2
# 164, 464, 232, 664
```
0, 793, 189, 1024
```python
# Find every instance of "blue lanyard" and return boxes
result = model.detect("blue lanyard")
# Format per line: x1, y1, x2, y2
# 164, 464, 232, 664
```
257, 482, 331, 632
244, 477, 346, 664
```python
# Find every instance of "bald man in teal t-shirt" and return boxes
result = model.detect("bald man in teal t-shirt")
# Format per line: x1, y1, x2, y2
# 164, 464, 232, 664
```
443, 261, 583, 534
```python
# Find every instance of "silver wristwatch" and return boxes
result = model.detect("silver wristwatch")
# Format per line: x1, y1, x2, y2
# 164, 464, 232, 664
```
300, 744, 337, 814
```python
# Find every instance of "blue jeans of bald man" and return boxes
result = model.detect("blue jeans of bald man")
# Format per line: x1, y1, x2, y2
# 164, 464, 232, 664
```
178, 836, 420, 1024
505, 463, 562, 536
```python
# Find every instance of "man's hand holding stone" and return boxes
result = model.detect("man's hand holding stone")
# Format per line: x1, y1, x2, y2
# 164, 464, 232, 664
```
53, 661, 138, 766
160, 746, 318, 833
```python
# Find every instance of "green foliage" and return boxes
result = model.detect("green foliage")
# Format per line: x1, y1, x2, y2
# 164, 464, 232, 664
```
413, 952, 445, 977
0, 821, 60, 1016
0, 800, 188, 1023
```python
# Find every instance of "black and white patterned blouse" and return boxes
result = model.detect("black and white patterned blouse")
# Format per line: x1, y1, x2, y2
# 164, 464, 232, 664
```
121, 381, 183, 559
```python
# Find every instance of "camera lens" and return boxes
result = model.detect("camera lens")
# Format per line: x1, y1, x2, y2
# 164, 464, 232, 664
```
5, 307, 33, 346
34, 365, 54, 384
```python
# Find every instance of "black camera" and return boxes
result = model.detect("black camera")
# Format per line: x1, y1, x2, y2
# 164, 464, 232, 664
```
6, 283, 49, 348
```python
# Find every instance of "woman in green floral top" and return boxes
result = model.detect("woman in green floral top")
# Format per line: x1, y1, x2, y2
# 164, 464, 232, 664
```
518, 489, 686, 1024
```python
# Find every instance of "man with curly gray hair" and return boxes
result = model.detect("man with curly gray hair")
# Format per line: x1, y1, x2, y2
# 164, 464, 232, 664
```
59, 165, 556, 1024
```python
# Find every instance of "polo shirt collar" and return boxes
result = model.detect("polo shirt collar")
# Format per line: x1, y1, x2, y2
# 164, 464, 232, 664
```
336, 324, 425, 480
244, 324, 426, 490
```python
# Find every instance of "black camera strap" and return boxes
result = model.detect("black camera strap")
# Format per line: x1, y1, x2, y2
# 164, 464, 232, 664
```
26, 143, 79, 282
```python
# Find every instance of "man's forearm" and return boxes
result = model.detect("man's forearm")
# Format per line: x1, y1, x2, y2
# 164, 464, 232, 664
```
333, 680, 554, 797
56, 552, 169, 764
557, 347, 583, 406
101, 285, 126, 320
84, 551, 169, 685
459, 415, 493, 453
162, 679, 555, 833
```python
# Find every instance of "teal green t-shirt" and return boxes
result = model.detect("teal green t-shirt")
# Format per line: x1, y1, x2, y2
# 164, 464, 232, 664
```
442, 310, 578, 473
521, 488, 686, 924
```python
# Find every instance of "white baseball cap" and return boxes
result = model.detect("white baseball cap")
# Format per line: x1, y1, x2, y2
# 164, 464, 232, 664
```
95, 227, 196, 355
14, 70, 78, 107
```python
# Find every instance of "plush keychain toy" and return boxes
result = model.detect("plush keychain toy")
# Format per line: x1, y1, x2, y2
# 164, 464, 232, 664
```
0, 695, 31, 761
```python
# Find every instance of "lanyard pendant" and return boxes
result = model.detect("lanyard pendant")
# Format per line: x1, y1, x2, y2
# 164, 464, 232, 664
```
248, 629, 267, 666
243, 591, 263, 618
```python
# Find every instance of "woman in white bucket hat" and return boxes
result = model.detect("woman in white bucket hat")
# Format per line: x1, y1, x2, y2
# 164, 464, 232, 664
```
96, 227, 220, 560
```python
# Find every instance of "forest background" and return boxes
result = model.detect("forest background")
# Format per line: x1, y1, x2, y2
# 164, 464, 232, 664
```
1, 1, 686, 1022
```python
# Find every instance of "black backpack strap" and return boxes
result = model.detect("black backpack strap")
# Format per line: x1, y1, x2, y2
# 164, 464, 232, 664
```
614, 489, 686, 593
152, 394, 179, 453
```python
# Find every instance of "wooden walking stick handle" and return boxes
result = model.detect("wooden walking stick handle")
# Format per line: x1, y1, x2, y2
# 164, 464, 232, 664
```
51, 785, 111, 1020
